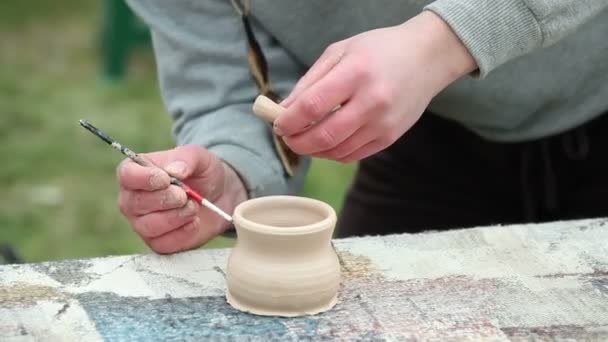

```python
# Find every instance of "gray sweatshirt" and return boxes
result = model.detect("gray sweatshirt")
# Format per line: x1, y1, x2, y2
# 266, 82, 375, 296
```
126, 0, 608, 198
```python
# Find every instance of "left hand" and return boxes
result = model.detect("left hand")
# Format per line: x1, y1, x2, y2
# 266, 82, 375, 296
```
274, 11, 477, 162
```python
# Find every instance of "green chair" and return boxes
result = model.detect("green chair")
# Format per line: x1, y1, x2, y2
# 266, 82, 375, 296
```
101, 0, 150, 81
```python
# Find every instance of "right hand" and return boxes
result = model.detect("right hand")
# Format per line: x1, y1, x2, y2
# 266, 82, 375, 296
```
117, 145, 248, 254
274, 12, 476, 162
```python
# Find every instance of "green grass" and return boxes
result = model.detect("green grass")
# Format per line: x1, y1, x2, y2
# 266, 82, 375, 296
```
0, 0, 355, 262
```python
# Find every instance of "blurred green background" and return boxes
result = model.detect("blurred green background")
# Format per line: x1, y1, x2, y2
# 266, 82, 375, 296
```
0, 0, 355, 262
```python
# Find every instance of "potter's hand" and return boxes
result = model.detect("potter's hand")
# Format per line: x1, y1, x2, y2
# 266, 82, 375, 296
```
274, 11, 476, 162
116, 145, 248, 254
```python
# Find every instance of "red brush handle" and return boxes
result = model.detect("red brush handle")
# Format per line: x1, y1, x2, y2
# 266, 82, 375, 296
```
170, 174, 232, 221
182, 185, 204, 203
170, 178, 204, 203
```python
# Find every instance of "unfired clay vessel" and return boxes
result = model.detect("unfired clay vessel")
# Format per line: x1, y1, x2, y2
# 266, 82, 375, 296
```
226, 195, 341, 317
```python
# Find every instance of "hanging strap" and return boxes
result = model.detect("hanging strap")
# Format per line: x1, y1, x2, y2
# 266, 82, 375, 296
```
231, 0, 300, 176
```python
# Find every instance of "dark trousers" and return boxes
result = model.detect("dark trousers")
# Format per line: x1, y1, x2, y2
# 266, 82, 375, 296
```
336, 111, 608, 238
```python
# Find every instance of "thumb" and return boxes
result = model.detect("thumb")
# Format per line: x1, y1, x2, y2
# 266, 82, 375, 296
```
163, 145, 216, 179
162, 145, 224, 197
164, 159, 189, 180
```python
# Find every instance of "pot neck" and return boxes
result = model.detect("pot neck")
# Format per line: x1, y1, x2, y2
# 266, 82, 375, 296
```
235, 227, 334, 257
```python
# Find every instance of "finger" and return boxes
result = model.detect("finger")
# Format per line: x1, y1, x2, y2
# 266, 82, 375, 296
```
131, 201, 199, 239
159, 145, 209, 179
117, 159, 171, 191
134, 145, 219, 182
119, 185, 188, 217
274, 55, 361, 137
145, 217, 207, 254
281, 43, 346, 107
338, 140, 388, 163
311, 125, 377, 160
282, 96, 374, 154
161, 145, 224, 198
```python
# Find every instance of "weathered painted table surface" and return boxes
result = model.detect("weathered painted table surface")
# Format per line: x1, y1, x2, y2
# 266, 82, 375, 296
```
2, 219, 608, 341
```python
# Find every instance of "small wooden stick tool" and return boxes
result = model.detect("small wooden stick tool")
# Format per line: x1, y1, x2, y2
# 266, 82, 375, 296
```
253, 95, 339, 126
252, 95, 286, 123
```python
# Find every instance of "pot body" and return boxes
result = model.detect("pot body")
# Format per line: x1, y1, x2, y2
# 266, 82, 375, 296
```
226, 196, 341, 317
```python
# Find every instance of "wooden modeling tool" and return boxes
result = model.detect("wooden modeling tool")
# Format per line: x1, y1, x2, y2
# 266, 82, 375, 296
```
252, 95, 300, 177
253, 95, 339, 126
79, 119, 233, 222
252, 95, 286, 123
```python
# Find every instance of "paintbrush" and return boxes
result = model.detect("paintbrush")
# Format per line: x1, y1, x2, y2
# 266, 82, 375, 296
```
79, 119, 233, 222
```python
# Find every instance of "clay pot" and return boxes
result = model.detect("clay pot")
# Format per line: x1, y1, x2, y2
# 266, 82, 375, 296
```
226, 195, 341, 317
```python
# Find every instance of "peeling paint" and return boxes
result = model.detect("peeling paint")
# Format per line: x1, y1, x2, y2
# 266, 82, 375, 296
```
590, 278, 608, 296
2, 218, 608, 340
0, 283, 67, 307
337, 250, 378, 279
55, 302, 70, 318
32, 260, 96, 286
502, 324, 608, 340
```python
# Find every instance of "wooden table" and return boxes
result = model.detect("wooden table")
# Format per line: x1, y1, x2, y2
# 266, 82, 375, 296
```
2, 219, 608, 341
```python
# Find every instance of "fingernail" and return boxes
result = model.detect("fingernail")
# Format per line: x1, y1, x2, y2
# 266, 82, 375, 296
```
165, 161, 188, 178
273, 124, 284, 137
149, 169, 168, 189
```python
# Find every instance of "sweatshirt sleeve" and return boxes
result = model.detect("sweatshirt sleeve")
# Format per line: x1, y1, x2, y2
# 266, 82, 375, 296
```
125, 0, 309, 198
425, 0, 608, 77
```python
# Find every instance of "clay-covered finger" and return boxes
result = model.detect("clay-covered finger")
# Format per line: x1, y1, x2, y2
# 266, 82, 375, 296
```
164, 145, 226, 200
145, 217, 204, 254
131, 201, 199, 239
118, 185, 188, 217
117, 159, 170, 191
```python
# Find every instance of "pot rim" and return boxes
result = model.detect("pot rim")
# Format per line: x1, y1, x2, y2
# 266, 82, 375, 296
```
233, 195, 336, 235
